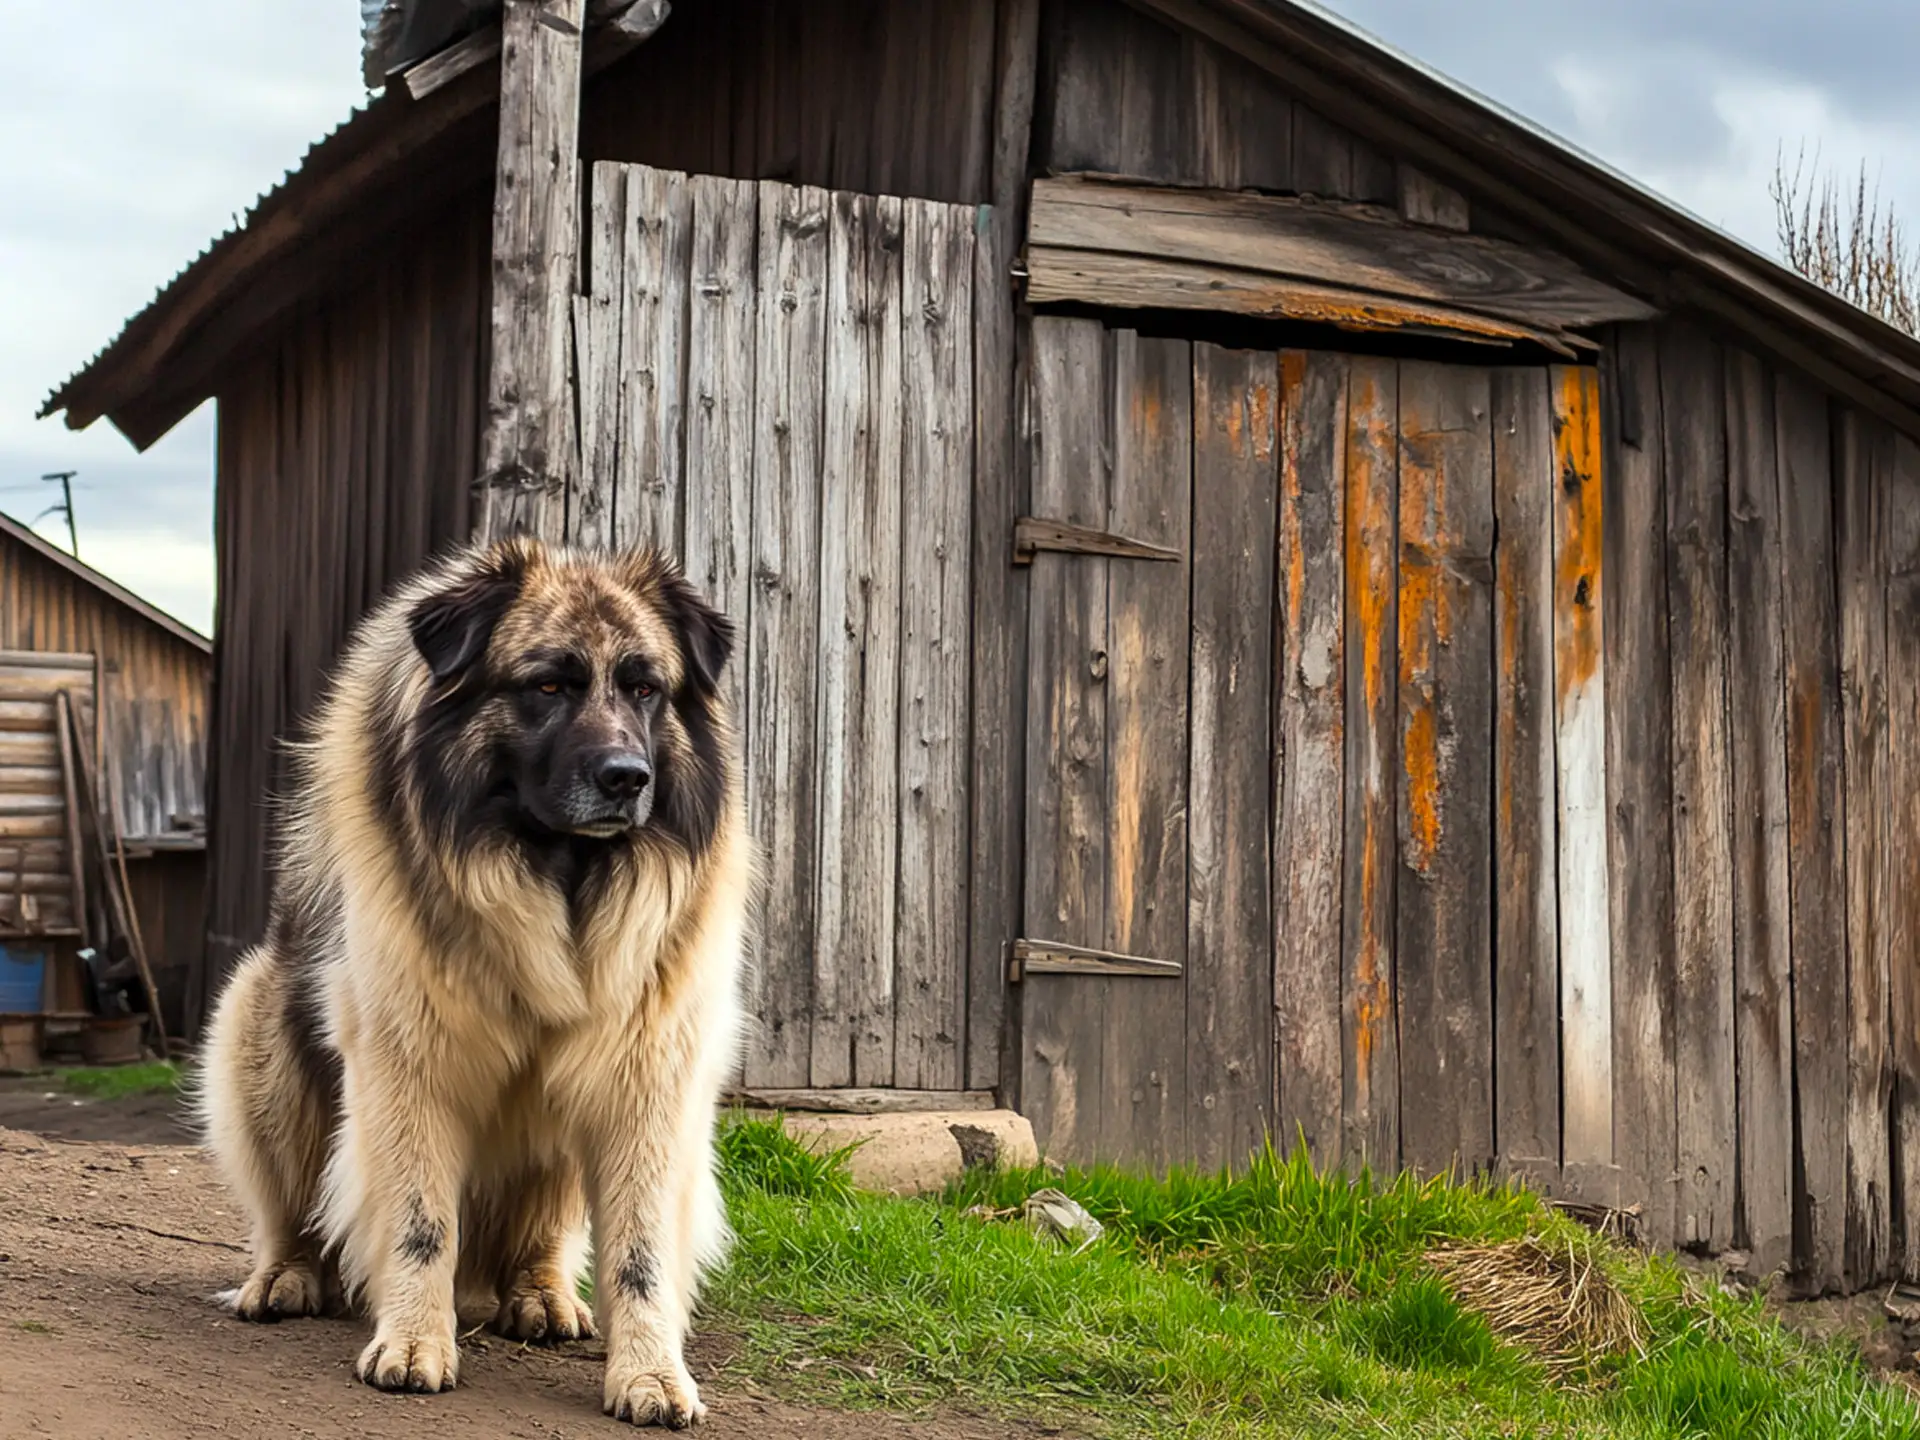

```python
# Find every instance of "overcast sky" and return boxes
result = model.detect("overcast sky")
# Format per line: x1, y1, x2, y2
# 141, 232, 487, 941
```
5, 0, 1919, 639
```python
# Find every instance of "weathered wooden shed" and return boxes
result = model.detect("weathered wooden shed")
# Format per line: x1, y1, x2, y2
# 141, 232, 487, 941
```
40, 0, 1920, 1294
0, 512, 210, 1035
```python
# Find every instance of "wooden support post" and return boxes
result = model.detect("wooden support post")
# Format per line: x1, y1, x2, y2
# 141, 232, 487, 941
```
475, 0, 587, 543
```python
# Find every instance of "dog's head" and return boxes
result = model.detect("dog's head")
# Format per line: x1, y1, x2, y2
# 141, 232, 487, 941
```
403, 538, 732, 853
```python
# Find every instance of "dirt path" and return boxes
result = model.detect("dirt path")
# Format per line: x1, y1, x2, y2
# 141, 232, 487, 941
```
0, 1090, 1035, 1440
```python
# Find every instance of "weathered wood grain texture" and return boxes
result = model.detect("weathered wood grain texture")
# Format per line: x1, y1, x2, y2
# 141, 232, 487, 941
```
1026, 177, 1659, 331
1724, 349, 1795, 1279
1886, 433, 1920, 1281
1341, 356, 1399, 1172
476, 0, 585, 543
1291, 102, 1391, 203
1188, 342, 1278, 1171
1549, 364, 1613, 1171
614, 164, 692, 552
742, 180, 830, 1088
1021, 249, 1584, 354
1490, 366, 1560, 1175
1098, 330, 1193, 1168
1774, 371, 1846, 1294
1021, 316, 1112, 1156
683, 174, 759, 731
1396, 163, 1470, 231
1273, 349, 1346, 1167
1186, 32, 1292, 192
896, 200, 976, 1091
1837, 408, 1893, 1289
1659, 322, 1737, 1255
573, 161, 627, 548
1394, 360, 1495, 1179
966, 0, 1041, 1093
812, 189, 904, 1088
1602, 330, 1677, 1247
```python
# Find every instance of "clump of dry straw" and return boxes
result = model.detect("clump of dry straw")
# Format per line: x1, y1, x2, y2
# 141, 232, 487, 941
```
1425, 1233, 1648, 1381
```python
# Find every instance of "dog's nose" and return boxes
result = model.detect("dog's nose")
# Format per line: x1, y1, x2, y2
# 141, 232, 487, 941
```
593, 751, 652, 799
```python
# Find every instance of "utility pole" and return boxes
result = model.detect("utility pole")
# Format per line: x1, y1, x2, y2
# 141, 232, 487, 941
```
39, 471, 79, 558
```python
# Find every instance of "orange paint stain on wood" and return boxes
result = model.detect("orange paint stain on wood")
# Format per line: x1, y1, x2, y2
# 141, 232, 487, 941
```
1550, 366, 1603, 709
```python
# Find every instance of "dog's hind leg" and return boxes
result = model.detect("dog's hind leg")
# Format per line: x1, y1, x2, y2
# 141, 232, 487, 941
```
465, 1157, 595, 1344
200, 948, 337, 1321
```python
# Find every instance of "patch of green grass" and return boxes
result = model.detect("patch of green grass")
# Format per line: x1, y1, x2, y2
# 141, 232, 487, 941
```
702, 1115, 1920, 1440
16, 1320, 54, 1335
56, 1060, 179, 1100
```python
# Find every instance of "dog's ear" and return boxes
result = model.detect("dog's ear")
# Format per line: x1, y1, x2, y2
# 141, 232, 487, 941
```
408, 546, 528, 683
660, 573, 734, 698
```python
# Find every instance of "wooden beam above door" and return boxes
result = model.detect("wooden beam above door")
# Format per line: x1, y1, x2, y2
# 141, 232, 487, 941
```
1024, 175, 1657, 350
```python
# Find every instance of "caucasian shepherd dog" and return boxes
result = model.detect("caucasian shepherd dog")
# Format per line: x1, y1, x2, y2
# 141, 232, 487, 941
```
199, 537, 750, 1428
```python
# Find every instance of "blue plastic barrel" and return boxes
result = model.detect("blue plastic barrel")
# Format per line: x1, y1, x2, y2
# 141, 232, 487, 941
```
0, 945, 48, 1013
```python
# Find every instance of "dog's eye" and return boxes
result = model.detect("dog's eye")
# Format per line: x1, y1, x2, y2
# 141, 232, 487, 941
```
634, 683, 655, 700
537, 680, 561, 696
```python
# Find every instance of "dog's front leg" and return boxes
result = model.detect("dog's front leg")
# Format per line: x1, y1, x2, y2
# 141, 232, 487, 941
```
590, 1110, 704, 1428
333, 1047, 469, 1394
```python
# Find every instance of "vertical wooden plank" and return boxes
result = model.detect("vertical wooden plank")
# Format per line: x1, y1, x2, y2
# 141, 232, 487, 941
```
1550, 364, 1613, 1171
742, 180, 830, 1089
1273, 349, 1345, 1167
1394, 361, 1495, 1179
1342, 356, 1399, 1173
812, 190, 904, 1089
573, 161, 627, 550
1775, 372, 1845, 1293
1725, 350, 1795, 1277
1886, 433, 1920, 1281
1292, 104, 1357, 199
684, 175, 759, 730
895, 199, 974, 1091
967, 0, 1041, 1093
1188, 41, 1292, 193
616, 165, 693, 554
1100, 330, 1193, 1168
1604, 330, 1677, 1247
1189, 343, 1277, 1171
1020, 316, 1111, 1157
1661, 323, 1737, 1255
1491, 367, 1560, 1177
1837, 408, 1893, 1288
476, 0, 583, 543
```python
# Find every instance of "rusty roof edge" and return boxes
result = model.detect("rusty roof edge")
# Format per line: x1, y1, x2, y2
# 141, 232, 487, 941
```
0, 510, 213, 654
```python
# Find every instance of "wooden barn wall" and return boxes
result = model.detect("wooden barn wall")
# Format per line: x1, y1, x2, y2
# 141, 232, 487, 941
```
1038, 0, 1398, 204
1590, 322, 1919, 1293
199, 191, 490, 1033
582, 0, 1001, 205
0, 534, 209, 845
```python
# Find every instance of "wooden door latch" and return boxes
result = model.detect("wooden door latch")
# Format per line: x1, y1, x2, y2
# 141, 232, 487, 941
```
1012, 516, 1182, 566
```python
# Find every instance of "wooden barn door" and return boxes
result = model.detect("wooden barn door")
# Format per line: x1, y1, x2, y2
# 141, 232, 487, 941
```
572, 163, 980, 1095
1016, 317, 1277, 1171
1018, 317, 1608, 1181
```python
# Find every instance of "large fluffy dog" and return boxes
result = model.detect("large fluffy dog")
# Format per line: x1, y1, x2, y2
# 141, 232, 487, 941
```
199, 537, 750, 1428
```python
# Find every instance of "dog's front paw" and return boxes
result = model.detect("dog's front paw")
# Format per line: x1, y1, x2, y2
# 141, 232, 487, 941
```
604, 1359, 705, 1428
356, 1327, 459, 1393
232, 1262, 326, 1322
492, 1282, 595, 1344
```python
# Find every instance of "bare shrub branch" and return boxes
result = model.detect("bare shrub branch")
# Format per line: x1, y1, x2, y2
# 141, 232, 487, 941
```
1773, 143, 1920, 336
